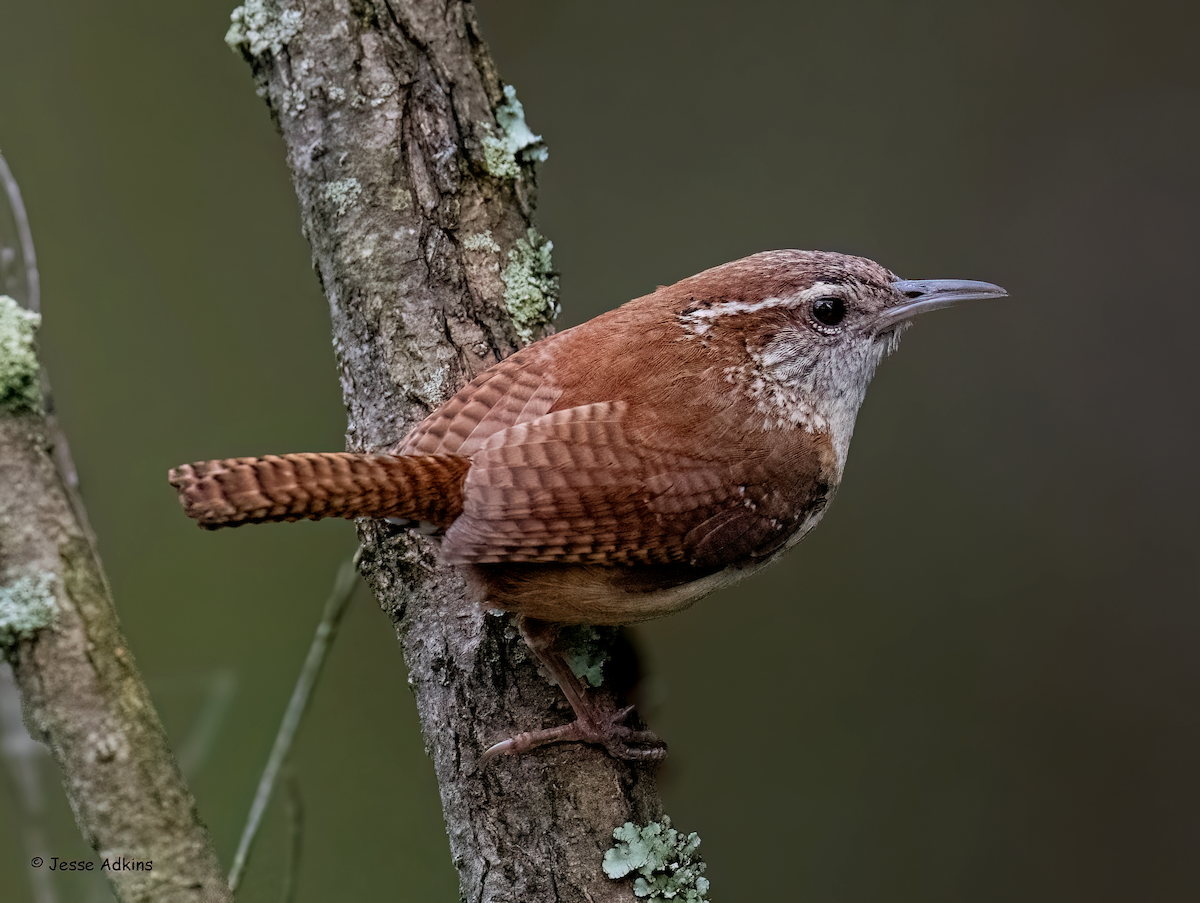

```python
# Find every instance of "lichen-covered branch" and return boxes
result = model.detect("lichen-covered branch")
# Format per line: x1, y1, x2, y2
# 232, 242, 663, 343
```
0, 295, 231, 903
227, 1, 665, 899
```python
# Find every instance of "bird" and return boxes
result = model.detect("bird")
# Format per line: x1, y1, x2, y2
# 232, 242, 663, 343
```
168, 249, 1007, 761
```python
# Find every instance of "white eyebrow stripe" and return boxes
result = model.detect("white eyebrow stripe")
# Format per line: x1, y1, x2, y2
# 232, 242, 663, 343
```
678, 283, 848, 335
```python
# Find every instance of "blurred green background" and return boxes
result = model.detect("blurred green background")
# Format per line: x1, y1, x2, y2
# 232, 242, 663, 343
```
1, 0, 1197, 900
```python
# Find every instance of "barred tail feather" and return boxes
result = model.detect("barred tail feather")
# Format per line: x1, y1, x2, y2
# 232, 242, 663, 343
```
168, 452, 471, 530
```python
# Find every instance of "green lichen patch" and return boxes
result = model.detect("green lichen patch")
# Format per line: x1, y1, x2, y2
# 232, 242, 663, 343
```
501, 228, 559, 342
603, 816, 710, 902
321, 178, 363, 217
226, 0, 302, 56
0, 572, 58, 653
0, 294, 42, 414
481, 84, 549, 180
561, 625, 612, 688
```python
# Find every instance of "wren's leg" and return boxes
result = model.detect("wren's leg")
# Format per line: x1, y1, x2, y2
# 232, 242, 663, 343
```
481, 617, 667, 763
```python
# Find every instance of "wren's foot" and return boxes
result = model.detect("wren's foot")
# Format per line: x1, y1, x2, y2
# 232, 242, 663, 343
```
482, 616, 668, 764
482, 703, 667, 764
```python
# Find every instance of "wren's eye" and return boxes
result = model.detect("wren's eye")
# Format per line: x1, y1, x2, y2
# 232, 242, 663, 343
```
811, 296, 846, 328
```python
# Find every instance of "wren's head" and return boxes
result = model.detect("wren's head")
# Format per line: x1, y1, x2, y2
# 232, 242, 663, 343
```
674, 250, 1007, 471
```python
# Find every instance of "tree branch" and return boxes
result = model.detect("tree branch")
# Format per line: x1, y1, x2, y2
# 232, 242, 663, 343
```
0, 294, 231, 900
229, 1, 664, 899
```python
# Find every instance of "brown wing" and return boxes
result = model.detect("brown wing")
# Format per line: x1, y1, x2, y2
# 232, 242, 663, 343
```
396, 348, 562, 456
441, 401, 834, 569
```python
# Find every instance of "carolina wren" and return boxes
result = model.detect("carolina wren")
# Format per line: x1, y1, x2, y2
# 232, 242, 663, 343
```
169, 250, 1006, 761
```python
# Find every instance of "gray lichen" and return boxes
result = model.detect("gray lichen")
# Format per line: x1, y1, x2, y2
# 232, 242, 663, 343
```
226, 0, 302, 56
462, 230, 501, 253
390, 187, 413, 211
0, 572, 58, 654
481, 84, 548, 180
501, 228, 559, 342
603, 816, 710, 902
321, 178, 363, 217
0, 294, 42, 414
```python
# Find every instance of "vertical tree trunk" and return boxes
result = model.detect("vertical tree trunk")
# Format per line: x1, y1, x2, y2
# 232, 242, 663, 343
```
228, 1, 664, 899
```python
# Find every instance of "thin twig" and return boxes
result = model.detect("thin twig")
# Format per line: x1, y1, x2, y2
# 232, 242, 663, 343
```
0, 664, 57, 903
228, 547, 362, 893
174, 668, 238, 779
0, 150, 40, 313
280, 769, 303, 903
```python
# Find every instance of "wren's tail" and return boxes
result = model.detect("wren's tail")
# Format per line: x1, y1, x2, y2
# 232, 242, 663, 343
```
168, 452, 471, 530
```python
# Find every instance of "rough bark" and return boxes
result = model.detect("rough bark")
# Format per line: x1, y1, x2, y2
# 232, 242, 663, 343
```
0, 390, 231, 899
229, 1, 664, 900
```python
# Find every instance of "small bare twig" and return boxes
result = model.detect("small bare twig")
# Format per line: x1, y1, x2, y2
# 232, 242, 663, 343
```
0, 663, 56, 903
228, 548, 362, 893
0, 151, 39, 313
281, 769, 304, 903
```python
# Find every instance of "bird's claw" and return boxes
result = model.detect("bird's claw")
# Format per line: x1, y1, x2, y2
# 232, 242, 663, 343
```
481, 703, 666, 764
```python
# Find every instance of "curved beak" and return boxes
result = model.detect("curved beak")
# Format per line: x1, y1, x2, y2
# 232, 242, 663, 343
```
877, 278, 1008, 331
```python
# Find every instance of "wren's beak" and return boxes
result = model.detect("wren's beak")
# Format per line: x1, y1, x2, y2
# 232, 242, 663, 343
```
877, 278, 1009, 331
